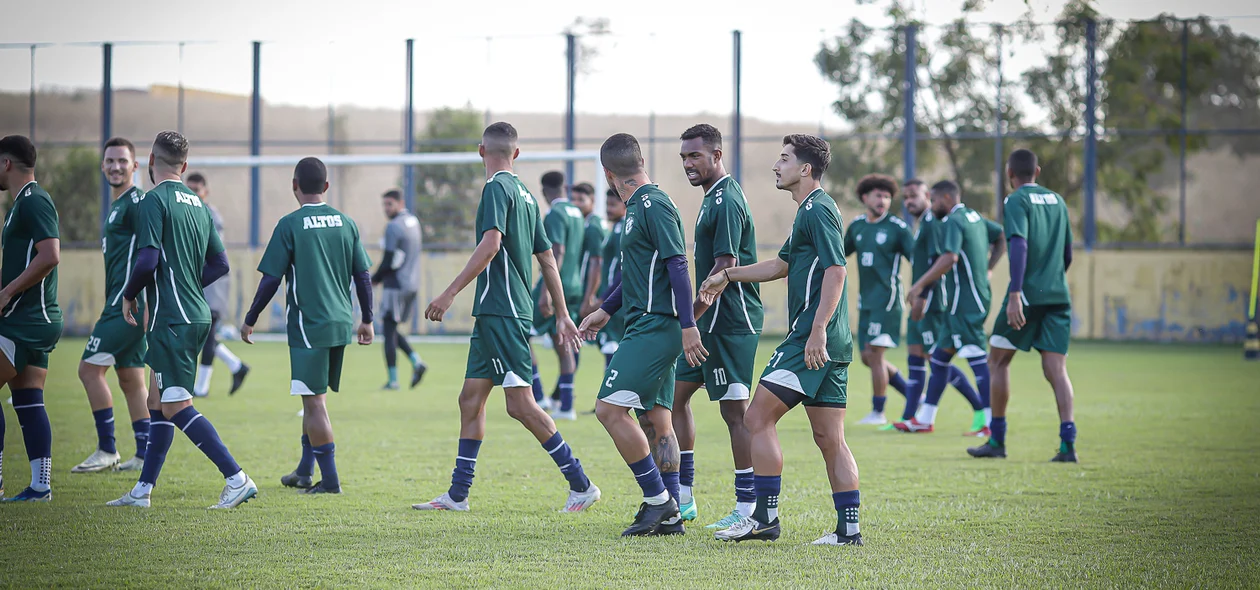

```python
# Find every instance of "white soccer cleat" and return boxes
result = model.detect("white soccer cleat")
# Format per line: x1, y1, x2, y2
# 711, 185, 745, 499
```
811, 532, 864, 546
209, 476, 258, 509
106, 492, 151, 508
412, 492, 469, 511
116, 456, 145, 472
550, 409, 577, 421
72, 449, 121, 473
538, 398, 555, 412
857, 411, 887, 426
561, 484, 601, 512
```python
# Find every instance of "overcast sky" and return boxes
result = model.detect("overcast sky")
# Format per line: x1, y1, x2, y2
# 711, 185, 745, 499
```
3, 0, 1257, 126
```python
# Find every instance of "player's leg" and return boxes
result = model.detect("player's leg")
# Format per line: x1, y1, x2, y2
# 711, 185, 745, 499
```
714, 383, 791, 542
903, 313, 929, 422
697, 332, 757, 528
214, 341, 250, 395
670, 378, 703, 520
115, 367, 150, 470
638, 406, 681, 505
3, 366, 53, 501
806, 402, 863, 546
75, 359, 121, 472
109, 371, 168, 506
969, 347, 1015, 459
860, 344, 890, 424
381, 314, 402, 390
194, 312, 220, 398
395, 293, 426, 389
505, 384, 597, 503
896, 341, 957, 432
1042, 351, 1077, 462
300, 393, 339, 493
529, 348, 548, 408
549, 336, 577, 419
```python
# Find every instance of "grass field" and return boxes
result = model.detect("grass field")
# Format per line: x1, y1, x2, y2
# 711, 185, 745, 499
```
1, 338, 1258, 588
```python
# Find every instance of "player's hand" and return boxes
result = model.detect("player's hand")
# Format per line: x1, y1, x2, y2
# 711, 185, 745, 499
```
0, 289, 11, 313
910, 296, 927, 322
804, 329, 830, 370
556, 314, 580, 353
698, 271, 730, 305
425, 291, 455, 322
356, 321, 375, 345
578, 309, 610, 341
240, 323, 255, 344
539, 295, 554, 319
1006, 293, 1026, 331
581, 298, 603, 318
682, 326, 708, 368
122, 298, 140, 327
907, 284, 923, 303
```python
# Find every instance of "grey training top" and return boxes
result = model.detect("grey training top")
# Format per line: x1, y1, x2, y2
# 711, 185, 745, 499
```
203, 203, 230, 315
384, 209, 422, 292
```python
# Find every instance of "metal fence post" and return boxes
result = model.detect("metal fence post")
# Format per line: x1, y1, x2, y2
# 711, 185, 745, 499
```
404, 38, 416, 212
101, 43, 112, 229
249, 41, 262, 249
903, 25, 917, 185
565, 33, 577, 184
1179, 20, 1189, 245
178, 42, 185, 134
28, 45, 35, 141
993, 26, 1005, 220
732, 30, 742, 184
1083, 19, 1098, 250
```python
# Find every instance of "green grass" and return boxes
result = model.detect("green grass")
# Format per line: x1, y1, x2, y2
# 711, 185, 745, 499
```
1, 339, 1258, 588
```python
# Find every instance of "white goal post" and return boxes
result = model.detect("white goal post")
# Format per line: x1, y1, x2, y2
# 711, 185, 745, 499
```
137, 150, 610, 217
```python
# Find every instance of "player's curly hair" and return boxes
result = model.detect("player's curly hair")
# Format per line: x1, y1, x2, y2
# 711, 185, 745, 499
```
855, 174, 899, 201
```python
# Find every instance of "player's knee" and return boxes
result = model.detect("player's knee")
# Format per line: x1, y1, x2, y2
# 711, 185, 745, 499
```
719, 401, 747, 428
504, 397, 537, 422
594, 401, 623, 426
858, 349, 872, 367
1040, 354, 1067, 382
77, 361, 101, 383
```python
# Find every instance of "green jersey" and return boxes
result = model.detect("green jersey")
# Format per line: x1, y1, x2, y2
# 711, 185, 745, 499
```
693, 175, 763, 335
777, 189, 852, 362
619, 184, 687, 318
581, 214, 607, 294
257, 202, 371, 349
472, 171, 550, 321
1004, 183, 1072, 306
100, 186, 147, 320
912, 211, 947, 313
844, 212, 913, 313
135, 179, 223, 328
599, 218, 623, 296
541, 198, 586, 301
933, 204, 1002, 316
1, 181, 61, 327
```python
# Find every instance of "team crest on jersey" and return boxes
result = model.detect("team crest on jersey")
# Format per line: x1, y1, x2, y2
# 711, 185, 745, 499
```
876, 231, 887, 244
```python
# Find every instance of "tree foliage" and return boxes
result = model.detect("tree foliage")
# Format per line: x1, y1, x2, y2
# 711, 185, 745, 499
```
29, 146, 102, 244
411, 107, 485, 245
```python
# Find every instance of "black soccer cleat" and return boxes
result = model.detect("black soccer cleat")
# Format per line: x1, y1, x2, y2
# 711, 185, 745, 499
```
622, 498, 680, 537
280, 471, 314, 489
229, 364, 250, 395
410, 362, 428, 389
653, 516, 686, 536
967, 440, 1007, 459
303, 481, 341, 494
1051, 445, 1078, 463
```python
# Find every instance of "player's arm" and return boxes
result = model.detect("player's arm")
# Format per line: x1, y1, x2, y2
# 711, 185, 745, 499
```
537, 211, 566, 311
201, 226, 230, 287
692, 254, 736, 321
424, 230, 501, 322
1003, 195, 1031, 329
371, 222, 400, 285
985, 218, 1006, 271
842, 219, 857, 259
700, 256, 787, 306
0, 197, 61, 310
121, 194, 166, 325
581, 251, 603, 314
537, 246, 579, 349
242, 221, 292, 342
909, 219, 961, 300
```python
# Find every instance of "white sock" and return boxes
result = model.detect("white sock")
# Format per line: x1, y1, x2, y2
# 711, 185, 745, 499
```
216, 344, 243, 373
766, 502, 779, 522
644, 490, 669, 506
915, 403, 939, 425
982, 407, 992, 426
736, 501, 755, 517
195, 365, 213, 395
30, 458, 51, 492
226, 470, 247, 488
131, 481, 154, 498
680, 484, 693, 505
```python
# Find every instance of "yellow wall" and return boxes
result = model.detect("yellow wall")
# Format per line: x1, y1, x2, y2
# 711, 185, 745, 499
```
55, 247, 1255, 343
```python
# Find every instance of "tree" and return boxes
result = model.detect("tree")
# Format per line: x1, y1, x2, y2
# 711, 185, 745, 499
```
30, 146, 102, 245
411, 107, 485, 245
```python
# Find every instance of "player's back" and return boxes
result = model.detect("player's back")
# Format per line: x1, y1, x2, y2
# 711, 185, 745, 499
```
268, 203, 367, 348
548, 199, 586, 300
619, 185, 686, 319
1005, 184, 1071, 306
937, 204, 993, 315
472, 171, 547, 321
138, 179, 218, 327
385, 210, 422, 292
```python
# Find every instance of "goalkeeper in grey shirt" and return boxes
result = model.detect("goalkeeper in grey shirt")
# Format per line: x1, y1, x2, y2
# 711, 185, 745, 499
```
372, 189, 427, 389
186, 173, 250, 397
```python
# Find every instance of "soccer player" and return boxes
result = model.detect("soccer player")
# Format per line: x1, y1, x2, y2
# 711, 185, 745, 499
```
700, 134, 862, 546
592, 189, 626, 371
579, 132, 704, 537
971, 149, 1078, 462
0, 135, 61, 502
844, 174, 914, 426
73, 137, 151, 474
371, 189, 426, 390
573, 182, 606, 326
106, 131, 257, 509
671, 124, 762, 529
901, 180, 986, 432
895, 180, 1006, 434
185, 173, 250, 397
530, 171, 585, 419
414, 122, 599, 513
240, 157, 375, 494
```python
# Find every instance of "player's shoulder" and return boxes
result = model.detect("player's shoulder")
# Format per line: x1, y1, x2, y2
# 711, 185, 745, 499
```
851, 214, 867, 226
642, 186, 680, 213
888, 215, 909, 229
713, 176, 747, 203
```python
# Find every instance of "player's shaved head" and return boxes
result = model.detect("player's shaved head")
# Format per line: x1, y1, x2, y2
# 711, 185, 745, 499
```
541, 171, 565, 190
481, 122, 518, 157
600, 133, 644, 178
294, 157, 328, 194
0, 135, 37, 170
931, 179, 960, 198
152, 131, 189, 168
1008, 149, 1038, 179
